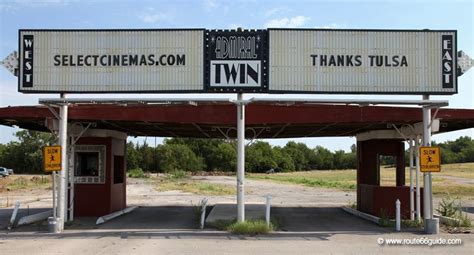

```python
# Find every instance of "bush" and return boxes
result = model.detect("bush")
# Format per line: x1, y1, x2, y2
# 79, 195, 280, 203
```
437, 195, 472, 227
127, 168, 147, 178
167, 170, 188, 179
437, 195, 460, 218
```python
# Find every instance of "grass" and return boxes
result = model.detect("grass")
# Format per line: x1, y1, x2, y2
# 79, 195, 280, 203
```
209, 219, 274, 234
155, 172, 235, 196
248, 170, 356, 190
380, 162, 474, 186
248, 163, 474, 198
228, 220, 273, 234
4, 176, 51, 191
156, 181, 235, 195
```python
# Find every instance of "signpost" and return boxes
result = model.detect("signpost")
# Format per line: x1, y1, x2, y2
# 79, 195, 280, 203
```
420, 146, 441, 172
43, 145, 61, 229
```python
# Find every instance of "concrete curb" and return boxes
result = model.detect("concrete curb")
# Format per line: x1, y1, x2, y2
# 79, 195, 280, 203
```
434, 214, 461, 226
341, 206, 380, 225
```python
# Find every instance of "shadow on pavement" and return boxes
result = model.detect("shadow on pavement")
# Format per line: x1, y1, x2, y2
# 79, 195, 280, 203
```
1, 206, 393, 240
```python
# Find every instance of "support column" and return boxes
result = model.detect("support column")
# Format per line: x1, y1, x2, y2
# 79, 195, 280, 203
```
409, 138, 415, 221
236, 93, 245, 222
68, 139, 75, 222
422, 95, 438, 234
415, 135, 421, 222
58, 94, 68, 232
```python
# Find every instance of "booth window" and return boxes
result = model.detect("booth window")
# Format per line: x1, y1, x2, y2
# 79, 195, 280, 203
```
379, 155, 397, 187
74, 145, 106, 184
76, 152, 99, 177
114, 156, 124, 184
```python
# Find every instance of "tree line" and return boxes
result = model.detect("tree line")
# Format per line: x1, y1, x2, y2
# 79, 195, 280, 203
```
0, 130, 472, 174
126, 138, 357, 173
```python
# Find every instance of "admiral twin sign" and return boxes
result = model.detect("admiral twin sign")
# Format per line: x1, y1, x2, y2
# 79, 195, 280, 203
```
19, 29, 457, 94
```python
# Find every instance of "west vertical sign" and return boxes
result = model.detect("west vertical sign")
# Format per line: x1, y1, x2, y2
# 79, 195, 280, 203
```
21, 34, 34, 88
205, 29, 268, 92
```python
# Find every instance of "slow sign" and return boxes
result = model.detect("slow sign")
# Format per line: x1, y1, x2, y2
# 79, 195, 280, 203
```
420, 146, 441, 172
43, 145, 61, 172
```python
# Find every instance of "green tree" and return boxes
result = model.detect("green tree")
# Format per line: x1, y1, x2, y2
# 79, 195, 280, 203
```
212, 142, 237, 171
314, 146, 334, 170
0, 130, 56, 174
273, 147, 295, 172
126, 141, 141, 170
165, 138, 226, 171
156, 143, 204, 172
246, 141, 277, 172
283, 141, 312, 171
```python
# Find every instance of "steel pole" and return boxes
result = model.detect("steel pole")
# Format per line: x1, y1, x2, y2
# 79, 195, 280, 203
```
415, 135, 421, 222
422, 95, 439, 234
58, 93, 68, 232
236, 93, 245, 222
52, 171, 56, 219
409, 138, 415, 221
422, 94, 431, 221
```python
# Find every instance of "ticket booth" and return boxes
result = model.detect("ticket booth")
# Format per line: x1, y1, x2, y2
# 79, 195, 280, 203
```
72, 129, 127, 217
357, 138, 423, 219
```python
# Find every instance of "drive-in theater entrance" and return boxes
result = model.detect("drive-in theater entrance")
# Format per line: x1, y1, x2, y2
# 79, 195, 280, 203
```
1, 28, 473, 234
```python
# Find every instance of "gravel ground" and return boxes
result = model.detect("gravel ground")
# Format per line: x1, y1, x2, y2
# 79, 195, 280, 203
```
126, 176, 356, 207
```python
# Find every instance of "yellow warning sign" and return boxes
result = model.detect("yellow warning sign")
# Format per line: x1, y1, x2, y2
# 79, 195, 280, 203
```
420, 146, 441, 172
43, 145, 61, 172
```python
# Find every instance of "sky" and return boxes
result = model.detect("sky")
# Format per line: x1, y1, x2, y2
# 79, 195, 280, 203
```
0, 0, 473, 151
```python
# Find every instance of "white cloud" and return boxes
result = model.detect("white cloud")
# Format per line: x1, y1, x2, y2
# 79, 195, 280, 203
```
264, 16, 311, 28
138, 8, 170, 24
1, 0, 71, 12
263, 7, 291, 18
203, 0, 217, 11
316, 23, 346, 29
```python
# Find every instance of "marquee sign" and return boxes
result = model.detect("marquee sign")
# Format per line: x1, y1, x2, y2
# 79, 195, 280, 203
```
19, 29, 204, 93
18, 29, 457, 94
268, 29, 457, 94
205, 29, 268, 93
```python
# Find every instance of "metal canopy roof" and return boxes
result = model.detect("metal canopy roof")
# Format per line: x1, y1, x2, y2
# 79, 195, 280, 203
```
38, 97, 449, 108
0, 103, 473, 139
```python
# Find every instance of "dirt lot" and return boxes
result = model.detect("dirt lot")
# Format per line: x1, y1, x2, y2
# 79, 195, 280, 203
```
127, 176, 356, 207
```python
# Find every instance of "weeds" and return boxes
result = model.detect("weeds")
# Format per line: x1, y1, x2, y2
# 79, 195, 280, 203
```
209, 219, 273, 234
167, 170, 188, 180
437, 195, 472, 228
378, 209, 393, 227
227, 220, 273, 234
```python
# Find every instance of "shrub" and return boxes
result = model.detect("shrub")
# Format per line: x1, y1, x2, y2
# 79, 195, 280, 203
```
437, 195, 472, 228
127, 168, 147, 178
167, 170, 188, 180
